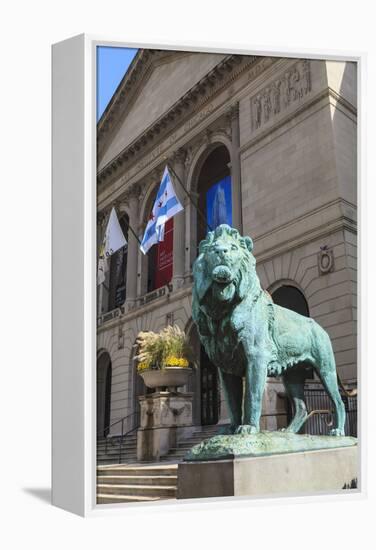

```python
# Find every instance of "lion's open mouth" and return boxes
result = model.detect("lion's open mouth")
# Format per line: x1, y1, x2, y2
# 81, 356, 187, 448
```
212, 265, 233, 284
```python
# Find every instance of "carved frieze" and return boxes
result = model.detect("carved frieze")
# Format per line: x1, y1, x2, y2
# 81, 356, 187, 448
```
251, 60, 311, 131
98, 55, 265, 188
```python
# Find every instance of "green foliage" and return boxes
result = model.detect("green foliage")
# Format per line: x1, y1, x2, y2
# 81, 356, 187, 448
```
134, 325, 194, 371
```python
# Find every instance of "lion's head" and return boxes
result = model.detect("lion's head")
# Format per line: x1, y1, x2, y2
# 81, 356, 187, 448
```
192, 225, 260, 323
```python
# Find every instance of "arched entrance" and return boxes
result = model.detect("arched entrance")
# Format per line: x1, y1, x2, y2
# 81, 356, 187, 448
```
271, 283, 312, 379
271, 284, 309, 317
97, 351, 112, 437
186, 322, 220, 426
196, 145, 232, 246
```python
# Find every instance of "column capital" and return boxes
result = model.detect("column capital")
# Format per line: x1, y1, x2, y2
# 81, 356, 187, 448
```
172, 147, 187, 167
98, 207, 112, 227
124, 183, 141, 203
227, 101, 239, 122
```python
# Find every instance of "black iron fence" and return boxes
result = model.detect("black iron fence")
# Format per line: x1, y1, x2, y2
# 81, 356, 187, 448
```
302, 387, 357, 437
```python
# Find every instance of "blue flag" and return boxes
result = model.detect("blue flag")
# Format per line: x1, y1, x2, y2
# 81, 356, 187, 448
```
140, 166, 184, 254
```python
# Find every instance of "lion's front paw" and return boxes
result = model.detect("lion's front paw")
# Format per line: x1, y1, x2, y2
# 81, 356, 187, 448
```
329, 428, 345, 436
235, 425, 259, 435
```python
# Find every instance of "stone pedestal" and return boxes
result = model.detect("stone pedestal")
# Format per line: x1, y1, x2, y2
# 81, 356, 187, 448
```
177, 445, 358, 499
137, 391, 193, 461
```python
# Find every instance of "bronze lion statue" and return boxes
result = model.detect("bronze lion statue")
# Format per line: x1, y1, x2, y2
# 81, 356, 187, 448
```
192, 224, 345, 436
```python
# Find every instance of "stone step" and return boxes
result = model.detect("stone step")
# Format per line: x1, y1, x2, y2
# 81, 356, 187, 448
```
97, 457, 137, 464
97, 444, 137, 449
97, 442, 137, 449
97, 483, 177, 498
97, 475, 177, 486
97, 437, 137, 445
97, 449, 137, 458
97, 455, 137, 462
97, 459, 139, 466
97, 449, 137, 456
97, 442, 137, 448
96, 494, 163, 504
97, 464, 178, 477
97, 436, 137, 445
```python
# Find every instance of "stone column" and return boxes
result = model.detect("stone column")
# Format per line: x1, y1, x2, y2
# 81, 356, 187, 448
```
228, 102, 242, 233
172, 149, 186, 290
97, 216, 103, 317
97, 210, 110, 315
123, 185, 140, 310
184, 190, 199, 280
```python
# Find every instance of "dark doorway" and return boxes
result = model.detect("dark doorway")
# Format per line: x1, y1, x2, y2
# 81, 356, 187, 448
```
271, 285, 309, 317
271, 284, 313, 391
97, 352, 112, 437
103, 365, 112, 436
200, 346, 220, 425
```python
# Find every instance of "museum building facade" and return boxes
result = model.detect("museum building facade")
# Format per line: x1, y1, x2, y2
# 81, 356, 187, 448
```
96, 50, 357, 438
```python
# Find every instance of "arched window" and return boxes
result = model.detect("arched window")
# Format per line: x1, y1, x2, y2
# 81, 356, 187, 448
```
271, 285, 309, 317
196, 145, 232, 248
108, 213, 129, 310
271, 284, 313, 380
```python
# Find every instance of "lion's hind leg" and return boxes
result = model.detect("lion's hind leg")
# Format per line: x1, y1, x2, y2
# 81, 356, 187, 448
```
315, 363, 346, 436
313, 328, 346, 436
282, 367, 308, 434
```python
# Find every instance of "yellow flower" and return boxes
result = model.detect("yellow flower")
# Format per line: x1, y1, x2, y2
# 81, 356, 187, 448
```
165, 356, 189, 368
137, 362, 150, 372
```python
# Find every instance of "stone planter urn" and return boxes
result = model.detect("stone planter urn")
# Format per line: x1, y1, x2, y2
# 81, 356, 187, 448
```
139, 367, 192, 392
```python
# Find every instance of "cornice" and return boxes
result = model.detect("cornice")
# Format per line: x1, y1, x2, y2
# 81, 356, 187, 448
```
97, 54, 262, 188
98, 50, 158, 138
98, 50, 193, 156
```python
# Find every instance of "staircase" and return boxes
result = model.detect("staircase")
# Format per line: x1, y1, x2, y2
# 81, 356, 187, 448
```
96, 464, 178, 504
96, 424, 226, 504
97, 433, 138, 465
160, 424, 222, 462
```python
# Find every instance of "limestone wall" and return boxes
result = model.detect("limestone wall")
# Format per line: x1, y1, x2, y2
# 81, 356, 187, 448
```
96, 55, 357, 433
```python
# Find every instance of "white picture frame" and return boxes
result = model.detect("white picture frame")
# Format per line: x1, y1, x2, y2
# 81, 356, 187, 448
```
52, 34, 365, 517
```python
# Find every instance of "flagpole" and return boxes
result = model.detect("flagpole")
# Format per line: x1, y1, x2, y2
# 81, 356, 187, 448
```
125, 219, 142, 246
166, 162, 213, 232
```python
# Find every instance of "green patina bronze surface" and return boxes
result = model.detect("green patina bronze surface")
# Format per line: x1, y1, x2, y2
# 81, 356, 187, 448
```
192, 224, 349, 438
185, 431, 357, 461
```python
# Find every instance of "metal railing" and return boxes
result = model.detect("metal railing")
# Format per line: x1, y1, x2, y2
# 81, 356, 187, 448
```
100, 410, 140, 464
299, 387, 357, 437
303, 388, 358, 437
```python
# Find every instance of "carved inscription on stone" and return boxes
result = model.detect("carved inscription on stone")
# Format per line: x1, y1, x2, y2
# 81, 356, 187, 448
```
251, 60, 311, 131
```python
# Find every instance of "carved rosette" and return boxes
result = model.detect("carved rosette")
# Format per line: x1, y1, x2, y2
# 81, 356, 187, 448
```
317, 247, 335, 275
251, 60, 312, 131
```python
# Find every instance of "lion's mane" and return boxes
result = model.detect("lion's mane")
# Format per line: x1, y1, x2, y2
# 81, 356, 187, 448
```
192, 224, 263, 331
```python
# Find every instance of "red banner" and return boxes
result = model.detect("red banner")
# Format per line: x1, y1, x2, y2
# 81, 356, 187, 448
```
155, 218, 173, 289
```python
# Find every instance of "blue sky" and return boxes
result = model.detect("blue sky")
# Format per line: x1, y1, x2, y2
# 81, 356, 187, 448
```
96, 46, 138, 120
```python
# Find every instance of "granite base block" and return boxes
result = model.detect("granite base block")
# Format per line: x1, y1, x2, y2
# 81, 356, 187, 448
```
177, 445, 358, 499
